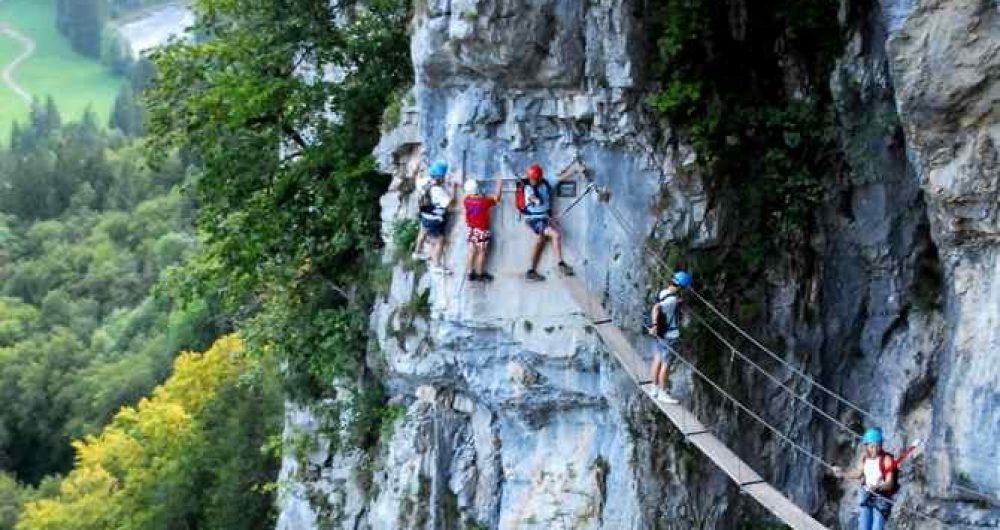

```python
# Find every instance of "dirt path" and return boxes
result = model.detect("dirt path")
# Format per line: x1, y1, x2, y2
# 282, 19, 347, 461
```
0, 22, 35, 104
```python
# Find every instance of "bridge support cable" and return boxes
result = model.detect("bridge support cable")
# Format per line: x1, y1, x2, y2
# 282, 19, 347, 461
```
588, 182, 1000, 488
655, 338, 956, 526
689, 310, 863, 441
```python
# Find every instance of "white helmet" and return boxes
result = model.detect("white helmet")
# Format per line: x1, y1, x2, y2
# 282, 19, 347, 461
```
464, 179, 479, 195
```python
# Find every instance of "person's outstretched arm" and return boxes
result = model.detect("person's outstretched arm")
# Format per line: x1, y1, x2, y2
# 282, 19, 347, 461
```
832, 458, 864, 480
492, 175, 502, 202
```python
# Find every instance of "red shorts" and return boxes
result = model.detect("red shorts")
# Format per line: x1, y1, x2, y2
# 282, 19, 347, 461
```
467, 227, 491, 245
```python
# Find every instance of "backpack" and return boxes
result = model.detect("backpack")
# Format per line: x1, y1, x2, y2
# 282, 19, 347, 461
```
514, 179, 551, 215
646, 294, 681, 338
876, 452, 900, 496
418, 184, 434, 213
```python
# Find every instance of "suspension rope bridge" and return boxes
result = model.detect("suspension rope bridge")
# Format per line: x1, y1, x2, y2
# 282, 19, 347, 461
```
561, 274, 829, 530
418, 156, 995, 526
567, 170, 996, 526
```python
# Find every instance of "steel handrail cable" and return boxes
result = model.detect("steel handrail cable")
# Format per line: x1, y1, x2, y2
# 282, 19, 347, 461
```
592, 190, 995, 504
601, 196, 875, 421
656, 338, 953, 525
689, 309, 863, 441
600, 276, 1000, 503
686, 286, 878, 423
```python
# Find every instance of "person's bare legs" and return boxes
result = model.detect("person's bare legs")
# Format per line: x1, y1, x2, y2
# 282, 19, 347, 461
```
543, 226, 563, 263
656, 362, 670, 391
529, 233, 547, 270
650, 357, 661, 387
430, 236, 445, 269
413, 226, 426, 257
466, 242, 477, 275
475, 242, 487, 275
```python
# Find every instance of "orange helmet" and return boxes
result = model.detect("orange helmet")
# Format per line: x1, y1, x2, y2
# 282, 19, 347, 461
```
526, 163, 543, 182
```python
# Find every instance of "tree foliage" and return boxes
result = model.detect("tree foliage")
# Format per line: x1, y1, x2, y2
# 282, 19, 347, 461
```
647, 0, 842, 279
55, 0, 109, 59
0, 109, 219, 484
16, 335, 281, 530
146, 0, 412, 391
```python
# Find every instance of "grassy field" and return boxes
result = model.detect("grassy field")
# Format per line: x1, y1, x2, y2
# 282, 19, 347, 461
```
0, 0, 123, 140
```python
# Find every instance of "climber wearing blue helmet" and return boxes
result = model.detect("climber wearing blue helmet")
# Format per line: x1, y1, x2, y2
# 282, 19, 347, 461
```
413, 161, 457, 275
832, 427, 898, 530
645, 269, 693, 404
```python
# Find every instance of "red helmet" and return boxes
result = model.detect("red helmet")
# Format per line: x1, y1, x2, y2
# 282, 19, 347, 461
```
526, 163, 543, 181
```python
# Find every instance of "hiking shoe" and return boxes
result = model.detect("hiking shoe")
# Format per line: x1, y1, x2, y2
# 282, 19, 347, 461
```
468, 273, 480, 282
478, 272, 494, 282
411, 251, 427, 261
558, 261, 575, 276
525, 270, 546, 282
655, 389, 679, 405
431, 265, 453, 276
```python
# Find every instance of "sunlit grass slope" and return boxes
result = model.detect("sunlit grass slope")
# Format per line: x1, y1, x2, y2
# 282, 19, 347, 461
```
0, 0, 122, 139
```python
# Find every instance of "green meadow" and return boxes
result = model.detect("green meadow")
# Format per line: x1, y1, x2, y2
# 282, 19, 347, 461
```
0, 0, 123, 139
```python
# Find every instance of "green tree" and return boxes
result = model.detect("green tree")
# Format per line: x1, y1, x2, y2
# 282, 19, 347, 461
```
56, 0, 109, 59
110, 84, 143, 136
146, 0, 412, 391
16, 335, 281, 530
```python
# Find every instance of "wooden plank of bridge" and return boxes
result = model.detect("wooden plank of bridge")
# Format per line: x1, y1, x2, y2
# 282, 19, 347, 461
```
562, 276, 829, 530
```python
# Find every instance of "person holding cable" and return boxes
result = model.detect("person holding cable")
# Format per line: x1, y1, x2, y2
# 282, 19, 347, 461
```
832, 427, 898, 530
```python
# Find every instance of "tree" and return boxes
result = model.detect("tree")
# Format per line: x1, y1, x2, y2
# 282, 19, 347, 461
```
110, 84, 142, 136
146, 0, 412, 391
56, 0, 109, 59
16, 335, 280, 530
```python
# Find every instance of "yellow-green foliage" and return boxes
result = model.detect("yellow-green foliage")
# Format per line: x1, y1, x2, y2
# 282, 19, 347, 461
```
16, 335, 257, 530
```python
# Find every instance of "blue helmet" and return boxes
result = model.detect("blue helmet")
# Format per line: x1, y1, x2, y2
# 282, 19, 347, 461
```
862, 427, 884, 444
429, 161, 448, 178
672, 270, 693, 288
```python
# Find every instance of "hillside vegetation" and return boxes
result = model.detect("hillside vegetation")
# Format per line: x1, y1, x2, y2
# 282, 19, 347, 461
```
0, 0, 122, 138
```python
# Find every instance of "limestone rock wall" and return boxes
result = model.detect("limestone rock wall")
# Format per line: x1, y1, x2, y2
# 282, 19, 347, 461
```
274, 1, 1000, 529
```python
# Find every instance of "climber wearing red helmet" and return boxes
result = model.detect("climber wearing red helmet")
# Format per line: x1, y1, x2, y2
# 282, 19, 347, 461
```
520, 163, 574, 281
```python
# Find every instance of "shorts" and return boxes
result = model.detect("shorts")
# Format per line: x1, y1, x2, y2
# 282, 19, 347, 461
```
467, 227, 491, 245
526, 217, 551, 235
420, 216, 446, 238
656, 337, 679, 364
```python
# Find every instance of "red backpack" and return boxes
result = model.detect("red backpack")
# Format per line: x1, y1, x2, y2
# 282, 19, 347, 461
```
514, 179, 550, 214
875, 452, 900, 496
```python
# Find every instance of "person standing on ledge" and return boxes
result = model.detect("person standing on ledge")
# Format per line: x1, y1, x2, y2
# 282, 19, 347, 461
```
414, 161, 456, 275
462, 176, 502, 282
518, 163, 574, 281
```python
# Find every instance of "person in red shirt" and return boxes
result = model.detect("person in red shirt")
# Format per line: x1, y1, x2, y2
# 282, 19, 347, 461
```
463, 176, 502, 282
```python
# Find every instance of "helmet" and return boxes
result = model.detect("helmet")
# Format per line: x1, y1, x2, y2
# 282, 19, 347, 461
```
671, 271, 693, 288
862, 427, 884, 445
429, 161, 448, 178
463, 179, 479, 195
526, 163, 543, 181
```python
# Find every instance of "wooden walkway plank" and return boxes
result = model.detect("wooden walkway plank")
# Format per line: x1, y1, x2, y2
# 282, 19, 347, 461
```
561, 276, 829, 530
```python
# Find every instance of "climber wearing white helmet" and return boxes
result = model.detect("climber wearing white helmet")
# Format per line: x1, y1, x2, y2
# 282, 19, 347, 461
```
462, 176, 502, 282
646, 270, 693, 404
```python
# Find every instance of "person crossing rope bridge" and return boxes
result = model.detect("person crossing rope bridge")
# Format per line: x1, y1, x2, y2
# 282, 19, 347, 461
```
551, 156, 970, 525
645, 269, 693, 404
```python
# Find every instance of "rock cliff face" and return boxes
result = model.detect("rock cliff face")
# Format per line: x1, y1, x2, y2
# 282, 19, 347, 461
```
275, 1, 1000, 529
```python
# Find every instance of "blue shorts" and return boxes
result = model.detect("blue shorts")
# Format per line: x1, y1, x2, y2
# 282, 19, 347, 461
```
657, 337, 678, 364
526, 218, 550, 235
421, 216, 446, 238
